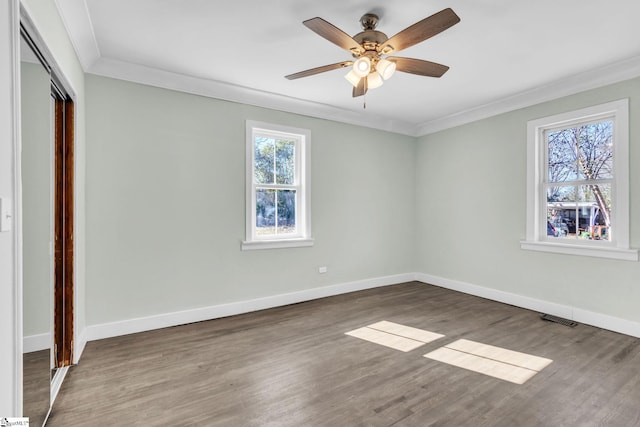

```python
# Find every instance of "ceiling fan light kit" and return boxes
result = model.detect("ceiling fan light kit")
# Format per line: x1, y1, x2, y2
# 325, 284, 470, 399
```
353, 56, 372, 77
367, 71, 383, 89
344, 69, 361, 87
285, 8, 460, 98
376, 58, 396, 80
345, 56, 391, 89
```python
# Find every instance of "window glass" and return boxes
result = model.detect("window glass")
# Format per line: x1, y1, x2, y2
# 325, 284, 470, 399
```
545, 121, 613, 242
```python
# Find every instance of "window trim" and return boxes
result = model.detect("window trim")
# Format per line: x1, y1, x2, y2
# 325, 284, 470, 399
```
521, 99, 637, 261
242, 120, 312, 250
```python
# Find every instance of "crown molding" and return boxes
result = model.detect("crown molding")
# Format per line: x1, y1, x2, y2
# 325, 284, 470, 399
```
54, 0, 640, 138
52, 0, 419, 135
54, 0, 100, 70
417, 54, 640, 136
77, 52, 640, 139
88, 57, 419, 136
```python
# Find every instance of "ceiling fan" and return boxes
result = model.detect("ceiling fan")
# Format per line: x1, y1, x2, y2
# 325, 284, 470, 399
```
285, 8, 460, 98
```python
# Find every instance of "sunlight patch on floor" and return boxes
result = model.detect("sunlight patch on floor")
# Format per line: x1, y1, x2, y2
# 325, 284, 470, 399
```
424, 339, 553, 384
345, 321, 445, 352
345, 322, 552, 384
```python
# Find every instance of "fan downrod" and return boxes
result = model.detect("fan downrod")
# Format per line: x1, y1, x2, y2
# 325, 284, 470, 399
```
359, 13, 379, 31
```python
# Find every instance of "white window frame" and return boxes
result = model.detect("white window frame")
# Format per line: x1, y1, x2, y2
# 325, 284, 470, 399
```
242, 120, 313, 250
521, 99, 637, 261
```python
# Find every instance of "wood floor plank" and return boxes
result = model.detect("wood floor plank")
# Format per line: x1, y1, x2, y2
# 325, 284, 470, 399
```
23, 349, 50, 426
46, 282, 640, 426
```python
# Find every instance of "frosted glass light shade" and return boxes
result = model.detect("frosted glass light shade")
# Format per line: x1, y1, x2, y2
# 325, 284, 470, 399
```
344, 69, 361, 87
367, 72, 383, 89
377, 58, 396, 80
353, 56, 371, 77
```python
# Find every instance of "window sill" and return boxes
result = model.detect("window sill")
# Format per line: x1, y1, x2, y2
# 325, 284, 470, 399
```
520, 240, 638, 261
241, 238, 314, 251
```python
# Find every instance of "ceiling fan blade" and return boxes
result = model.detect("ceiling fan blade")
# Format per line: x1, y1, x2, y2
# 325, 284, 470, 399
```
285, 61, 353, 80
352, 77, 367, 97
391, 57, 450, 77
303, 17, 365, 54
379, 8, 460, 54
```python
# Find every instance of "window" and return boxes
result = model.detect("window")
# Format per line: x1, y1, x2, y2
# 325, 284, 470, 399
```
522, 99, 637, 261
242, 121, 312, 250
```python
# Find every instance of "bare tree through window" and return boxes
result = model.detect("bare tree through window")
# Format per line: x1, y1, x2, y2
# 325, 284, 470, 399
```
546, 120, 613, 240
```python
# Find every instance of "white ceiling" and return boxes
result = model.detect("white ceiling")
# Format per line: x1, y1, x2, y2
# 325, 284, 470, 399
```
54, 0, 640, 136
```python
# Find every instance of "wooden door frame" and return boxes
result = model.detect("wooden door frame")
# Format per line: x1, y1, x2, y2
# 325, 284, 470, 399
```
53, 96, 74, 368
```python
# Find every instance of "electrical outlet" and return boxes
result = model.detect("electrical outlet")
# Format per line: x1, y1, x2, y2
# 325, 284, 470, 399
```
318, 266, 328, 274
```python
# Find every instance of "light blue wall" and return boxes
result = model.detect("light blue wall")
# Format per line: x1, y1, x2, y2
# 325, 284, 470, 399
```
85, 75, 416, 325
86, 72, 640, 330
416, 76, 640, 323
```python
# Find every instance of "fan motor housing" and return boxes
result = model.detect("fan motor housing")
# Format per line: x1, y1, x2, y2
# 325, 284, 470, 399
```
354, 13, 388, 52
354, 30, 388, 49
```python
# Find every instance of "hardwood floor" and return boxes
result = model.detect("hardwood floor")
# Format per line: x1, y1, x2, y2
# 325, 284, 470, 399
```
23, 349, 49, 427
47, 282, 640, 426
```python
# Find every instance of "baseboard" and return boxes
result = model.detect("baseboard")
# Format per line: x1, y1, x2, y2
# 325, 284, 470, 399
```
84, 273, 415, 342
23, 332, 50, 353
79, 271, 640, 357
416, 272, 640, 338
572, 307, 640, 338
